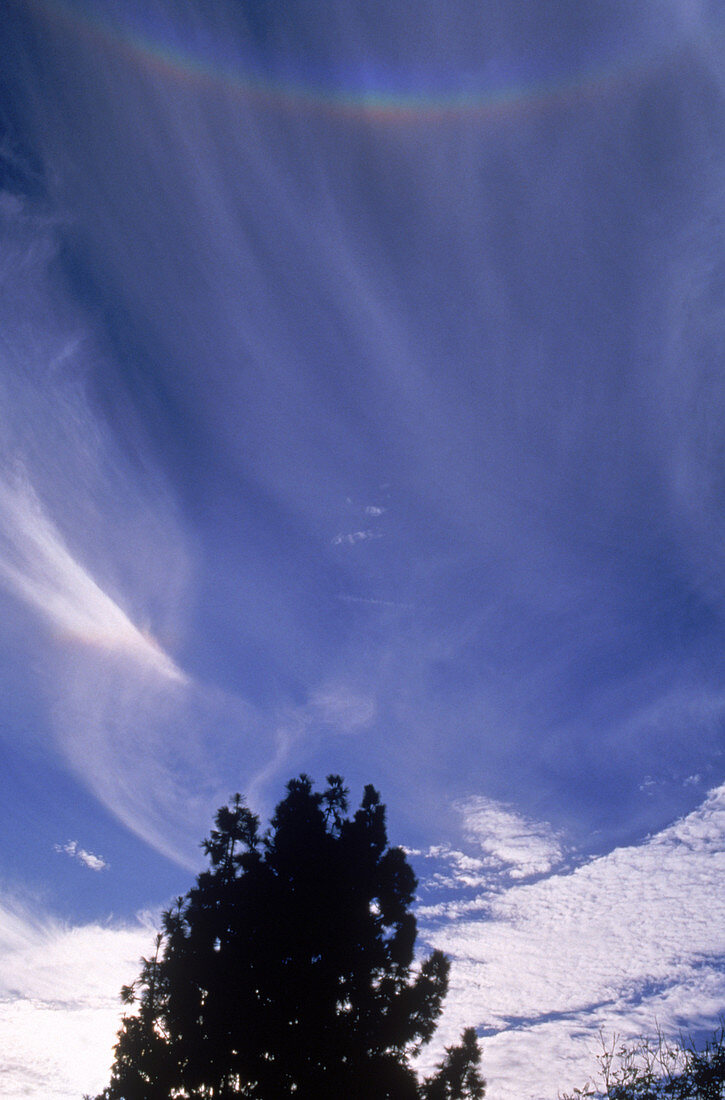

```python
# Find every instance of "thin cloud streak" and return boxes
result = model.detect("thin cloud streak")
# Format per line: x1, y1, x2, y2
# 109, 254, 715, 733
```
246, 680, 377, 805
0, 474, 185, 682
332, 530, 383, 546
49, 661, 271, 871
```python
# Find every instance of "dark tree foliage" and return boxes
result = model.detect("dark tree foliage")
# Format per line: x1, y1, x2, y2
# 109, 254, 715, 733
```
420, 1027, 486, 1100
96, 775, 483, 1099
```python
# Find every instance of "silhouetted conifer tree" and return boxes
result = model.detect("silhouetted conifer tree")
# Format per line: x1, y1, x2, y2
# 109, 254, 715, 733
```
420, 1028, 486, 1099
95, 775, 483, 1099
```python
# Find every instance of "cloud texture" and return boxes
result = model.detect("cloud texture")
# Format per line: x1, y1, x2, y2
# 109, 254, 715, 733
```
0, 898, 153, 1100
0, 1, 724, 1095
417, 785, 725, 1098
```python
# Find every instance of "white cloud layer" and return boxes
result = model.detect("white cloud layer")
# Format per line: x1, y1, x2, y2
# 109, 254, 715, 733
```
418, 785, 725, 1100
0, 899, 154, 1100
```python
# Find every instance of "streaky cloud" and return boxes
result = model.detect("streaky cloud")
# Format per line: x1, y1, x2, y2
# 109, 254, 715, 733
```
457, 796, 565, 879
0, 473, 185, 682
332, 530, 383, 546
246, 680, 377, 805
51, 662, 269, 871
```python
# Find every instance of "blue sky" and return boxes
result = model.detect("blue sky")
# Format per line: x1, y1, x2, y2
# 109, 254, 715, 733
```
1, 1, 724, 1096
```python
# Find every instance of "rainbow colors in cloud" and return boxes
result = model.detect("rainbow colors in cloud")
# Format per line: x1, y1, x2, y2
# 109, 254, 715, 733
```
33, 0, 662, 124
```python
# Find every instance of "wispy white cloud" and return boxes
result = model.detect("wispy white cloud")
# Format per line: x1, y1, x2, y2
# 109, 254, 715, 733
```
309, 682, 376, 732
424, 845, 489, 891
414, 799, 564, 906
364, 505, 386, 516
0, 474, 185, 683
246, 680, 377, 805
0, 208, 220, 869
54, 840, 108, 872
417, 785, 725, 1100
458, 796, 565, 880
336, 593, 415, 609
49, 666, 268, 871
0, 897, 154, 1100
332, 529, 383, 546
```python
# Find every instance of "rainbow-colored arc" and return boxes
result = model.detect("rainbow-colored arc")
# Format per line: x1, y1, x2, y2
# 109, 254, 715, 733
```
34, 0, 670, 124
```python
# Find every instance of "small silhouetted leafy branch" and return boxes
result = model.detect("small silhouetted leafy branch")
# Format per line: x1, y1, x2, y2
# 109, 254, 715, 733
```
561, 1024, 725, 1100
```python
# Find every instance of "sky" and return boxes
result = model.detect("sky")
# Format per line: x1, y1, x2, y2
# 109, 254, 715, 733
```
0, 0, 724, 1096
